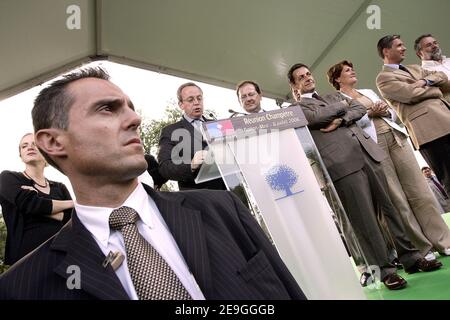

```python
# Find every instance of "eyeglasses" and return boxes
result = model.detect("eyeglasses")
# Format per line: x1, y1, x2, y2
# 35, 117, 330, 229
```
239, 91, 258, 100
183, 95, 203, 103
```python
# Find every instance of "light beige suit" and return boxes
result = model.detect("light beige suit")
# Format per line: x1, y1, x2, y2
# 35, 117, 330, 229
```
376, 65, 450, 255
376, 65, 450, 149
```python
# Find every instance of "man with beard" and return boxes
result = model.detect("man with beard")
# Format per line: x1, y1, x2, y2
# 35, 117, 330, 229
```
415, 34, 450, 78
287, 63, 442, 290
376, 34, 450, 197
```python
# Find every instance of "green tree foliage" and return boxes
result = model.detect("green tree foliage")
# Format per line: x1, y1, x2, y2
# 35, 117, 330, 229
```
139, 103, 218, 155
139, 103, 183, 155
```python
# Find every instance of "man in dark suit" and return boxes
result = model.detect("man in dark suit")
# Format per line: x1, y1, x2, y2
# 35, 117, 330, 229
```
0, 67, 304, 300
236, 80, 266, 114
287, 63, 442, 290
158, 82, 226, 190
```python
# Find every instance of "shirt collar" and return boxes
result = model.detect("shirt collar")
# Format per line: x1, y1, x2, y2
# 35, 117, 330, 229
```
384, 63, 400, 69
75, 183, 154, 248
302, 91, 318, 99
422, 56, 448, 67
246, 107, 265, 114
183, 114, 204, 123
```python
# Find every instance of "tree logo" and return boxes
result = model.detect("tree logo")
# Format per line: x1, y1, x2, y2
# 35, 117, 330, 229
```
265, 165, 304, 200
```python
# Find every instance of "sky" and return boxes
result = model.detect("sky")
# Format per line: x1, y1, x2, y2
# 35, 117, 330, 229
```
0, 61, 282, 196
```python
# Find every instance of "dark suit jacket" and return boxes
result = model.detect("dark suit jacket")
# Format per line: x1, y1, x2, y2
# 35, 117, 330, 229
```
158, 117, 226, 190
144, 154, 168, 189
0, 184, 305, 300
295, 92, 386, 181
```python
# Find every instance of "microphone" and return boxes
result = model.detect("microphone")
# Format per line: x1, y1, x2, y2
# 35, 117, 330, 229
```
228, 109, 248, 118
208, 113, 217, 121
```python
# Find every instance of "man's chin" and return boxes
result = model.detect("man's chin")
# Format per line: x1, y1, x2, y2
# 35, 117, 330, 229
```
431, 53, 442, 61
119, 158, 148, 179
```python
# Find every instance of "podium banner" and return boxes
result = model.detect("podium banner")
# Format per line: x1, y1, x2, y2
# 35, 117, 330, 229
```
226, 128, 365, 299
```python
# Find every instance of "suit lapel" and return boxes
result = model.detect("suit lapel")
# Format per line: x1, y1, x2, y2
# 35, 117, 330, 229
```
383, 65, 417, 80
51, 213, 129, 300
301, 96, 326, 108
143, 185, 213, 297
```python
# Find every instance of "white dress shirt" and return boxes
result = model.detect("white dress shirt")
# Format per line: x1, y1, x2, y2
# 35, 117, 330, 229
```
75, 183, 205, 300
422, 56, 450, 77
138, 170, 154, 188
341, 89, 408, 143
301, 91, 317, 99
183, 114, 204, 132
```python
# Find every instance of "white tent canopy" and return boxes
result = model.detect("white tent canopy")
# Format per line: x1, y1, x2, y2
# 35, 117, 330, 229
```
1, 0, 448, 101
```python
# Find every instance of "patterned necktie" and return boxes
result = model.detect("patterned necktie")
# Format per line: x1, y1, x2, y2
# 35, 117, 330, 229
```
191, 119, 203, 132
192, 119, 206, 142
109, 206, 192, 300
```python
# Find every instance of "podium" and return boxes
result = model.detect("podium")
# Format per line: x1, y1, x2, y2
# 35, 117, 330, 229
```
197, 106, 370, 299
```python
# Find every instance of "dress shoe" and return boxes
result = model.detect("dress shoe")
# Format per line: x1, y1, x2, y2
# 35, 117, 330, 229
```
391, 258, 404, 269
405, 258, 442, 274
424, 251, 437, 261
382, 273, 407, 290
360, 272, 373, 287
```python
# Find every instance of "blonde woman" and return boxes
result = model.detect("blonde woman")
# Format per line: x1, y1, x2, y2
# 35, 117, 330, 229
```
0, 133, 73, 265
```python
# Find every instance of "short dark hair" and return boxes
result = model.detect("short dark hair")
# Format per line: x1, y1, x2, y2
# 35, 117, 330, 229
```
377, 35, 401, 59
235, 80, 261, 98
176, 82, 202, 103
414, 34, 433, 53
32, 67, 110, 170
287, 63, 309, 85
327, 60, 354, 90
421, 166, 431, 172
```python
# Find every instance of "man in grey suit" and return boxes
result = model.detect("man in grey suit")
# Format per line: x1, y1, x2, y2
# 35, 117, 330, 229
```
422, 167, 450, 214
287, 63, 442, 290
0, 67, 304, 300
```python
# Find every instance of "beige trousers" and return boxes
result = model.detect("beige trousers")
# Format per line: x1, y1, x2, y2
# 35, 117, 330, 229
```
377, 130, 450, 255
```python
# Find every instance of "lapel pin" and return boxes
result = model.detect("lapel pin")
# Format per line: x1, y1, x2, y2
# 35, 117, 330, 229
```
102, 251, 125, 271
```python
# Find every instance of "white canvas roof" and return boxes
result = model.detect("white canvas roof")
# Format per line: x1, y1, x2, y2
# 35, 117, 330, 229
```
1, 0, 448, 101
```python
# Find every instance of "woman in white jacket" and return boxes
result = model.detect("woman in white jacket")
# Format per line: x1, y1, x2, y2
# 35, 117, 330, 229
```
327, 60, 450, 261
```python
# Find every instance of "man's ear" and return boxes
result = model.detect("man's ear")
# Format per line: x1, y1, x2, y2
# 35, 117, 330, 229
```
416, 51, 423, 59
291, 87, 300, 101
382, 47, 390, 59
35, 128, 67, 158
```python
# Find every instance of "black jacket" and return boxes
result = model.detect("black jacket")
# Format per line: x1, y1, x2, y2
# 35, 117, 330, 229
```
0, 171, 71, 265
0, 185, 305, 300
158, 117, 226, 190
